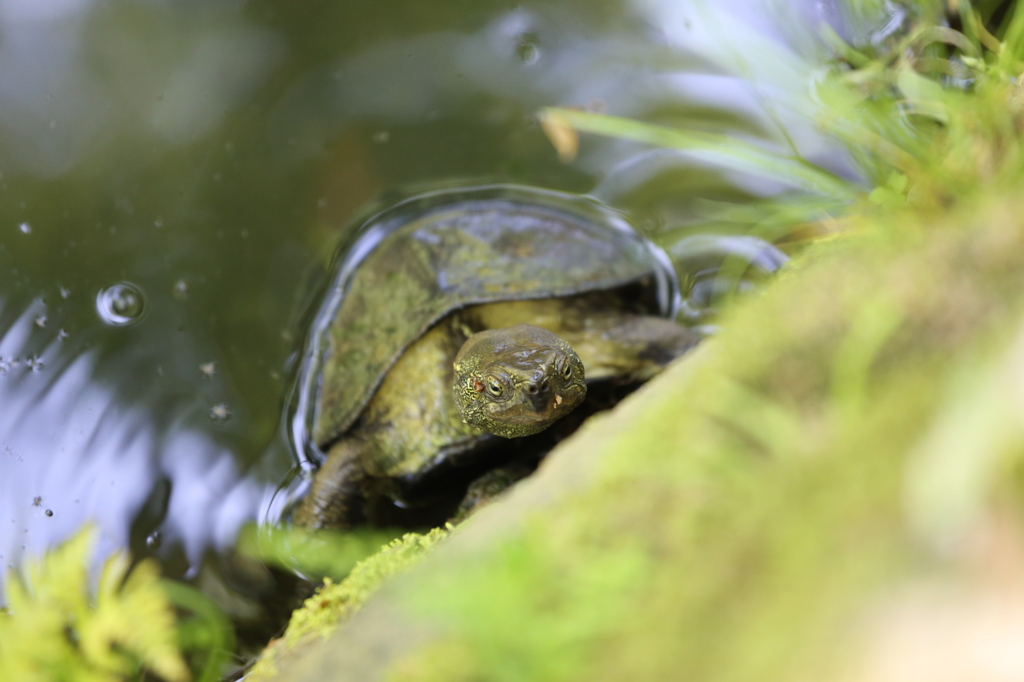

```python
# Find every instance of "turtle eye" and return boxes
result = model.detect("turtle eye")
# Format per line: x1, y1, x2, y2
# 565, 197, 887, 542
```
486, 378, 503, 397
562, 363, 573, 380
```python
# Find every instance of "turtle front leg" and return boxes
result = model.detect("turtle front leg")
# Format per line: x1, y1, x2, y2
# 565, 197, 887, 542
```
465, 297, 700, 385
292, 438, 370, 530
565, 313, 701, 383
451, 460, 536, 523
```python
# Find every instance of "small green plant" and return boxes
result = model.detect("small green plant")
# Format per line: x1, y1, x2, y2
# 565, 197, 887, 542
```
541, 1, 1024, 235
0, 527, 236, 682
0, 528, 189, 682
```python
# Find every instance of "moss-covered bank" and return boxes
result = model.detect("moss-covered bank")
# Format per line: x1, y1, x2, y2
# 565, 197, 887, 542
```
252, 180, 1024, 680
249, 5, 1024, 678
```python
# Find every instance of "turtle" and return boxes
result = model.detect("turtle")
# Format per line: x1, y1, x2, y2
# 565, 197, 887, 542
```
290, 185, 701, 529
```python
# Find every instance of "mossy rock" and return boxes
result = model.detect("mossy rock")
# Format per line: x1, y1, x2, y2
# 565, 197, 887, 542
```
259, 189, 1024, 681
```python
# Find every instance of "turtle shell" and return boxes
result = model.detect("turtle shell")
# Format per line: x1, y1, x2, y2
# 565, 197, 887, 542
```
300, 185, 677, 454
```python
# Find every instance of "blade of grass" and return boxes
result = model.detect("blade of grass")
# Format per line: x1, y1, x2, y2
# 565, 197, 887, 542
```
539, 108, 860, 202
161, 580, 236, 682
998, 0, 1024, 69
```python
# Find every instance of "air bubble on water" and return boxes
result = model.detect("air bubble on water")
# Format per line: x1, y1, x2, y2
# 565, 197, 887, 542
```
96, 282, 146, 326
26, 356, 43, 372
34, 315, 46, 328
146, 531, 162, 549
18, 222, 31, 234
173, 279, 188, 299
59, 286, 71, 299
209, 403, 231, 421
199, 362, 216, 378
515, 34, 540, 64
57, 329, 68, 341
44, 509, 53, 517
154, 217, 164, 227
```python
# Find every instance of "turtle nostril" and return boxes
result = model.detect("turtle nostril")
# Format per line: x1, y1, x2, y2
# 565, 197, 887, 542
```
539, 380, 550, 393
526, 383, 538, 395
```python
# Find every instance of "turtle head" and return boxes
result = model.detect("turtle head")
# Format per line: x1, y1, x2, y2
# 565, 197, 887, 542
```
452, 323, 587, 438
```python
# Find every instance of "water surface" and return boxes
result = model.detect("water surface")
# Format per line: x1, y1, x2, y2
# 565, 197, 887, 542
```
0, 0, 850, 591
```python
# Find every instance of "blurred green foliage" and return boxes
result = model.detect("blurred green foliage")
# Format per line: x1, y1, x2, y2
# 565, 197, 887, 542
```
0, 528, 189, 682
545, 0, 1024, 236
238, 522, 399, 582
0, 527, 237, 682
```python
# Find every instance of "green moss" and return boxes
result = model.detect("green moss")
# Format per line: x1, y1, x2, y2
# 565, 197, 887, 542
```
287, 527, 450, 641
247, 526, 450, 681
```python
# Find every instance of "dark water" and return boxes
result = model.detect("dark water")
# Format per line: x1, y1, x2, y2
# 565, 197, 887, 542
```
0, 0, 849, 595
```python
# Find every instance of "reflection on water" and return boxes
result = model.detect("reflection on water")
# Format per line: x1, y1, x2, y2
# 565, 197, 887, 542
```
0, 298, 281, 581
0, 0, 848, 597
